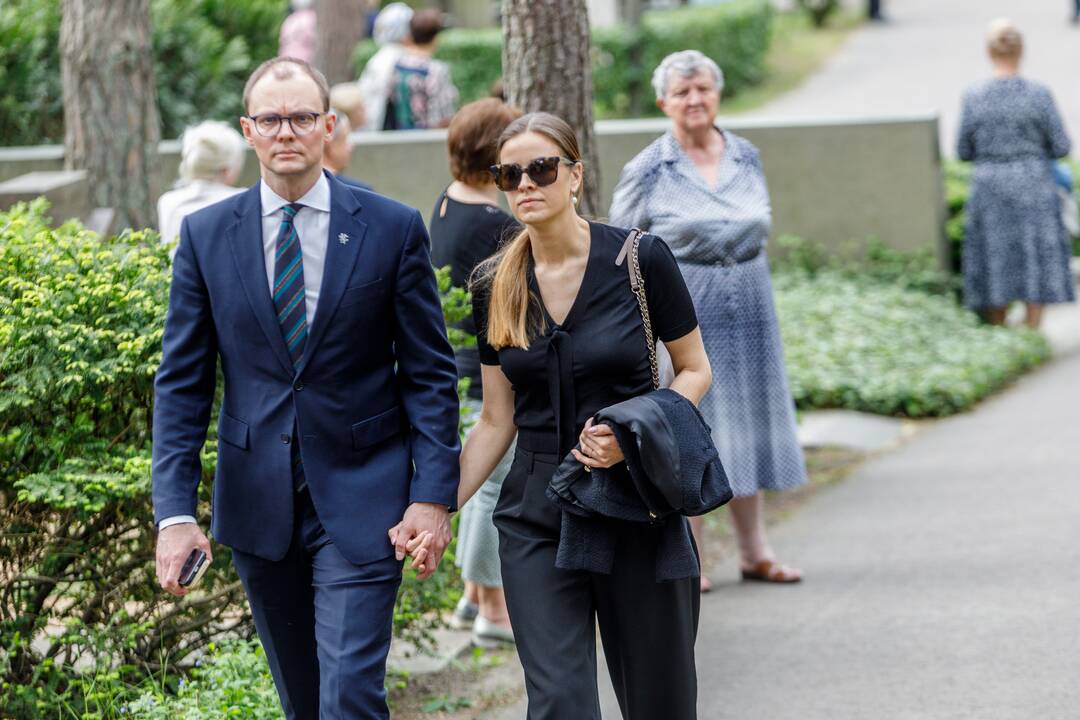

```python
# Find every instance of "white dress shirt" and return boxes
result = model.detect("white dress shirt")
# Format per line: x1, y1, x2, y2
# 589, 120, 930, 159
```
159, 174, 332, 531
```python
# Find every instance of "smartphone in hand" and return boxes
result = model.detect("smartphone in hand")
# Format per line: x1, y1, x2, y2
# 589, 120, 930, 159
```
178, 548, 208, 588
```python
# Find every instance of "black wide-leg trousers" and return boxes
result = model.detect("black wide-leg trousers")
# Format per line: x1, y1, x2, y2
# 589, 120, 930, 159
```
494, 446, 700, 720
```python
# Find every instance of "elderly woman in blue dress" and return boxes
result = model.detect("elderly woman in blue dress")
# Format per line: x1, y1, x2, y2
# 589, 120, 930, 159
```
957, 19, 1073, 328
609, 50, 807, 590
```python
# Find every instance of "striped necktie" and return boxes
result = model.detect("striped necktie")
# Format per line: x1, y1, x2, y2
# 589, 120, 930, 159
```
273, 202, 307, 370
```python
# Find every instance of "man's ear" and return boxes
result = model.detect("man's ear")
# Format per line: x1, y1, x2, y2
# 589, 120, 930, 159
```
324, 112, 337, 142
239, 117, 256, 147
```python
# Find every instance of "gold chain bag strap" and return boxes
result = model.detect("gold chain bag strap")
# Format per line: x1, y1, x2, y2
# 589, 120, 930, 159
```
615, 227, 660, 390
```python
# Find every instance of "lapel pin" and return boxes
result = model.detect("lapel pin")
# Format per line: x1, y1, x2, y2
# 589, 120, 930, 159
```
338, 232, 350, 245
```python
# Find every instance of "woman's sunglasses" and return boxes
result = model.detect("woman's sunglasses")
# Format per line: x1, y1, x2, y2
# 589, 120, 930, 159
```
489, 156, 577, 192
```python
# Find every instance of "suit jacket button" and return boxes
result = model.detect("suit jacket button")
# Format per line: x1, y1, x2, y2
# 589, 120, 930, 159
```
294, 382, 304, 391
280, 434, 291, 445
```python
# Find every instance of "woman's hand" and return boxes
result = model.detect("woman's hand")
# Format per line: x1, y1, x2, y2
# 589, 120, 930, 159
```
572, 417, 624, 469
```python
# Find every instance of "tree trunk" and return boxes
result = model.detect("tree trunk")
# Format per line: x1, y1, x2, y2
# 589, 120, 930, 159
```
60, 0, 160, 231
315, 0, 368, 85
502, 0, 601, 217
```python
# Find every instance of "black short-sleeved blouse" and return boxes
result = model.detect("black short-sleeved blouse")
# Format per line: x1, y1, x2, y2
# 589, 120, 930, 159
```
474, 222, 698, 455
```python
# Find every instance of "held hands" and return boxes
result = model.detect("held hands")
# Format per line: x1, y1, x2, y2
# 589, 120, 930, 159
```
571, 417, 624, 469
387, 502, 451, 581
156, 523, 212, 597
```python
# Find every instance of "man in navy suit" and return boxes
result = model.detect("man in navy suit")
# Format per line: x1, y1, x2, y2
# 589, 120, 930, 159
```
152, 56, 460, 718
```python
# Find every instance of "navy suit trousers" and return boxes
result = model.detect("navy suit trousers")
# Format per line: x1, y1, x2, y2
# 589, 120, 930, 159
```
232, 490, 402, 719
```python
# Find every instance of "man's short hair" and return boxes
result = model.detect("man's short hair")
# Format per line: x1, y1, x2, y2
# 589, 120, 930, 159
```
447, 98, 522, 185
243, 57, 330, 113
409, 9, 444, 46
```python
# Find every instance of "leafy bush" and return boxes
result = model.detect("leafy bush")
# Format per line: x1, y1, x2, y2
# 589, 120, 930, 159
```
0, 201, 467, 718
153, 0, 287, 141
0, 0, 285, 147
774, 254, 1050, 417
0, 200, 251, 720
123, 641, 280, 720
354, 0, 772, 119
0, 1, 64, 146
795, 0, 840, 28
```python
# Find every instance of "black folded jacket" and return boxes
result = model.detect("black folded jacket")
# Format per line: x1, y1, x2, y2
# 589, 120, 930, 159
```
546, 388, 733, 581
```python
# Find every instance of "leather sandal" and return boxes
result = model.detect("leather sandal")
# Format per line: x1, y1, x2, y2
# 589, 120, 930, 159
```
740, 559, 802, 583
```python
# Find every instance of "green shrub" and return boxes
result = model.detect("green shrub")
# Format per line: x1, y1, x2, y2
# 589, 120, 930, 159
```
774, 263, 1050, 417
0, 0, 285, 147
123, 641, 281, 720
794, 0, 840, 27
153, 0, 287, 141
354, 0, 772, 119
0, 201, 467, 718
0, 1, 64, 146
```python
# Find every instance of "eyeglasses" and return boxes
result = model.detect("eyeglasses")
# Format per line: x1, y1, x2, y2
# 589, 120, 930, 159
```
245, 112, 323, 137
489, 156, 577, 192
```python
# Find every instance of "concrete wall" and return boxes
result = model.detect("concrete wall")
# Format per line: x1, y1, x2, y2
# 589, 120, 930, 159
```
0, 113, 945, 264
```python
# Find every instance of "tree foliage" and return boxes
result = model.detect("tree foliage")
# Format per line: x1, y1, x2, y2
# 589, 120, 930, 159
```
0, 201, 469, 718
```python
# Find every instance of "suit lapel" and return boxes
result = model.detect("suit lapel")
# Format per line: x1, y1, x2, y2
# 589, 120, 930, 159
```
227, 184, 296, 376
296, 174, 368, 376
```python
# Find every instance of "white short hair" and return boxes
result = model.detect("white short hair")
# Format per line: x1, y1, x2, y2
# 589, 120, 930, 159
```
373, 2, 414, 46
179, 120, 246, 183
651, 50, 724, 101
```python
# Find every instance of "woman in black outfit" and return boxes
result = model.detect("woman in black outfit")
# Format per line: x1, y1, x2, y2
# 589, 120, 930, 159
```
428, 98, 521, 647
458, 112, 713, 719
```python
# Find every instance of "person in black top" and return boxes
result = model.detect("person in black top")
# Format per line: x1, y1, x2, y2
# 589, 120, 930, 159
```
428, 98, 522, 648
461, 112, 712, 719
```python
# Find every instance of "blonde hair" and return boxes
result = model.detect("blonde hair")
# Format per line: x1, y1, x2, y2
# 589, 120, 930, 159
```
987, 18, 1023, 60
179, 121, 246, 183
471, 112, 582, 350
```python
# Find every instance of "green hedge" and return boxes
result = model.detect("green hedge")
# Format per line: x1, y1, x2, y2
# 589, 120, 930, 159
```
0, 0, 285, 147
355, 0, 773, 119
774, 239, 1050, 417
0, 201, 466, 719
2, 0, 770, 147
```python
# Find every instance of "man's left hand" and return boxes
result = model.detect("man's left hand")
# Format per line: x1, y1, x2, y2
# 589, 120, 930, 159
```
387, 502, 451, 581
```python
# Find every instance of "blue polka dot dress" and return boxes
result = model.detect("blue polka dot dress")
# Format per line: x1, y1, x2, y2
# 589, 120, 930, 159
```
609, 130, 807, 497
957, 76, 1075, 310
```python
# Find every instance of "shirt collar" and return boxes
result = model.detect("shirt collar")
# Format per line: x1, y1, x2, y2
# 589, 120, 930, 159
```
259, 172, 331, 216
660, 126, 734, 165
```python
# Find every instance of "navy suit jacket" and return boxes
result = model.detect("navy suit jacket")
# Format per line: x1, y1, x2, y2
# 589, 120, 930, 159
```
152, 172, 461, 565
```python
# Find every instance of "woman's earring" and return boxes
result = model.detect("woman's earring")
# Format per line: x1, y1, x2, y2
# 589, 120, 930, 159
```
572, 194, 579, 205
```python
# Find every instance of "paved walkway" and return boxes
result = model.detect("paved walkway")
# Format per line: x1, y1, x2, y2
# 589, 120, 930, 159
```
746, 0, 1080, 154
693, 350, 1080, 719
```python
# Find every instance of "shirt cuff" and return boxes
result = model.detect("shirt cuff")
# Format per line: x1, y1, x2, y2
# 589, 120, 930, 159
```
158, 515, 197, 530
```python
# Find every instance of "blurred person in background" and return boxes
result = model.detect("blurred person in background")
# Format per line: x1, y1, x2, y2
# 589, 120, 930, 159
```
323, 108, 371, 190
428, 98, 522, 648
358, 2, 413, 131
330, 82, 366, 130
279, 0, 317, 63
157, 120, 246, 247
609, 50, 807, 591
957, 19, 1073, 328
383, 9, 458, 130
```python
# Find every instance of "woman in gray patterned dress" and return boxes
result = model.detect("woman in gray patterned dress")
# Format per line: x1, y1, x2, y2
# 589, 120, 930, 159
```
609, 50, 807, 590
957, 19, 1073, 328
